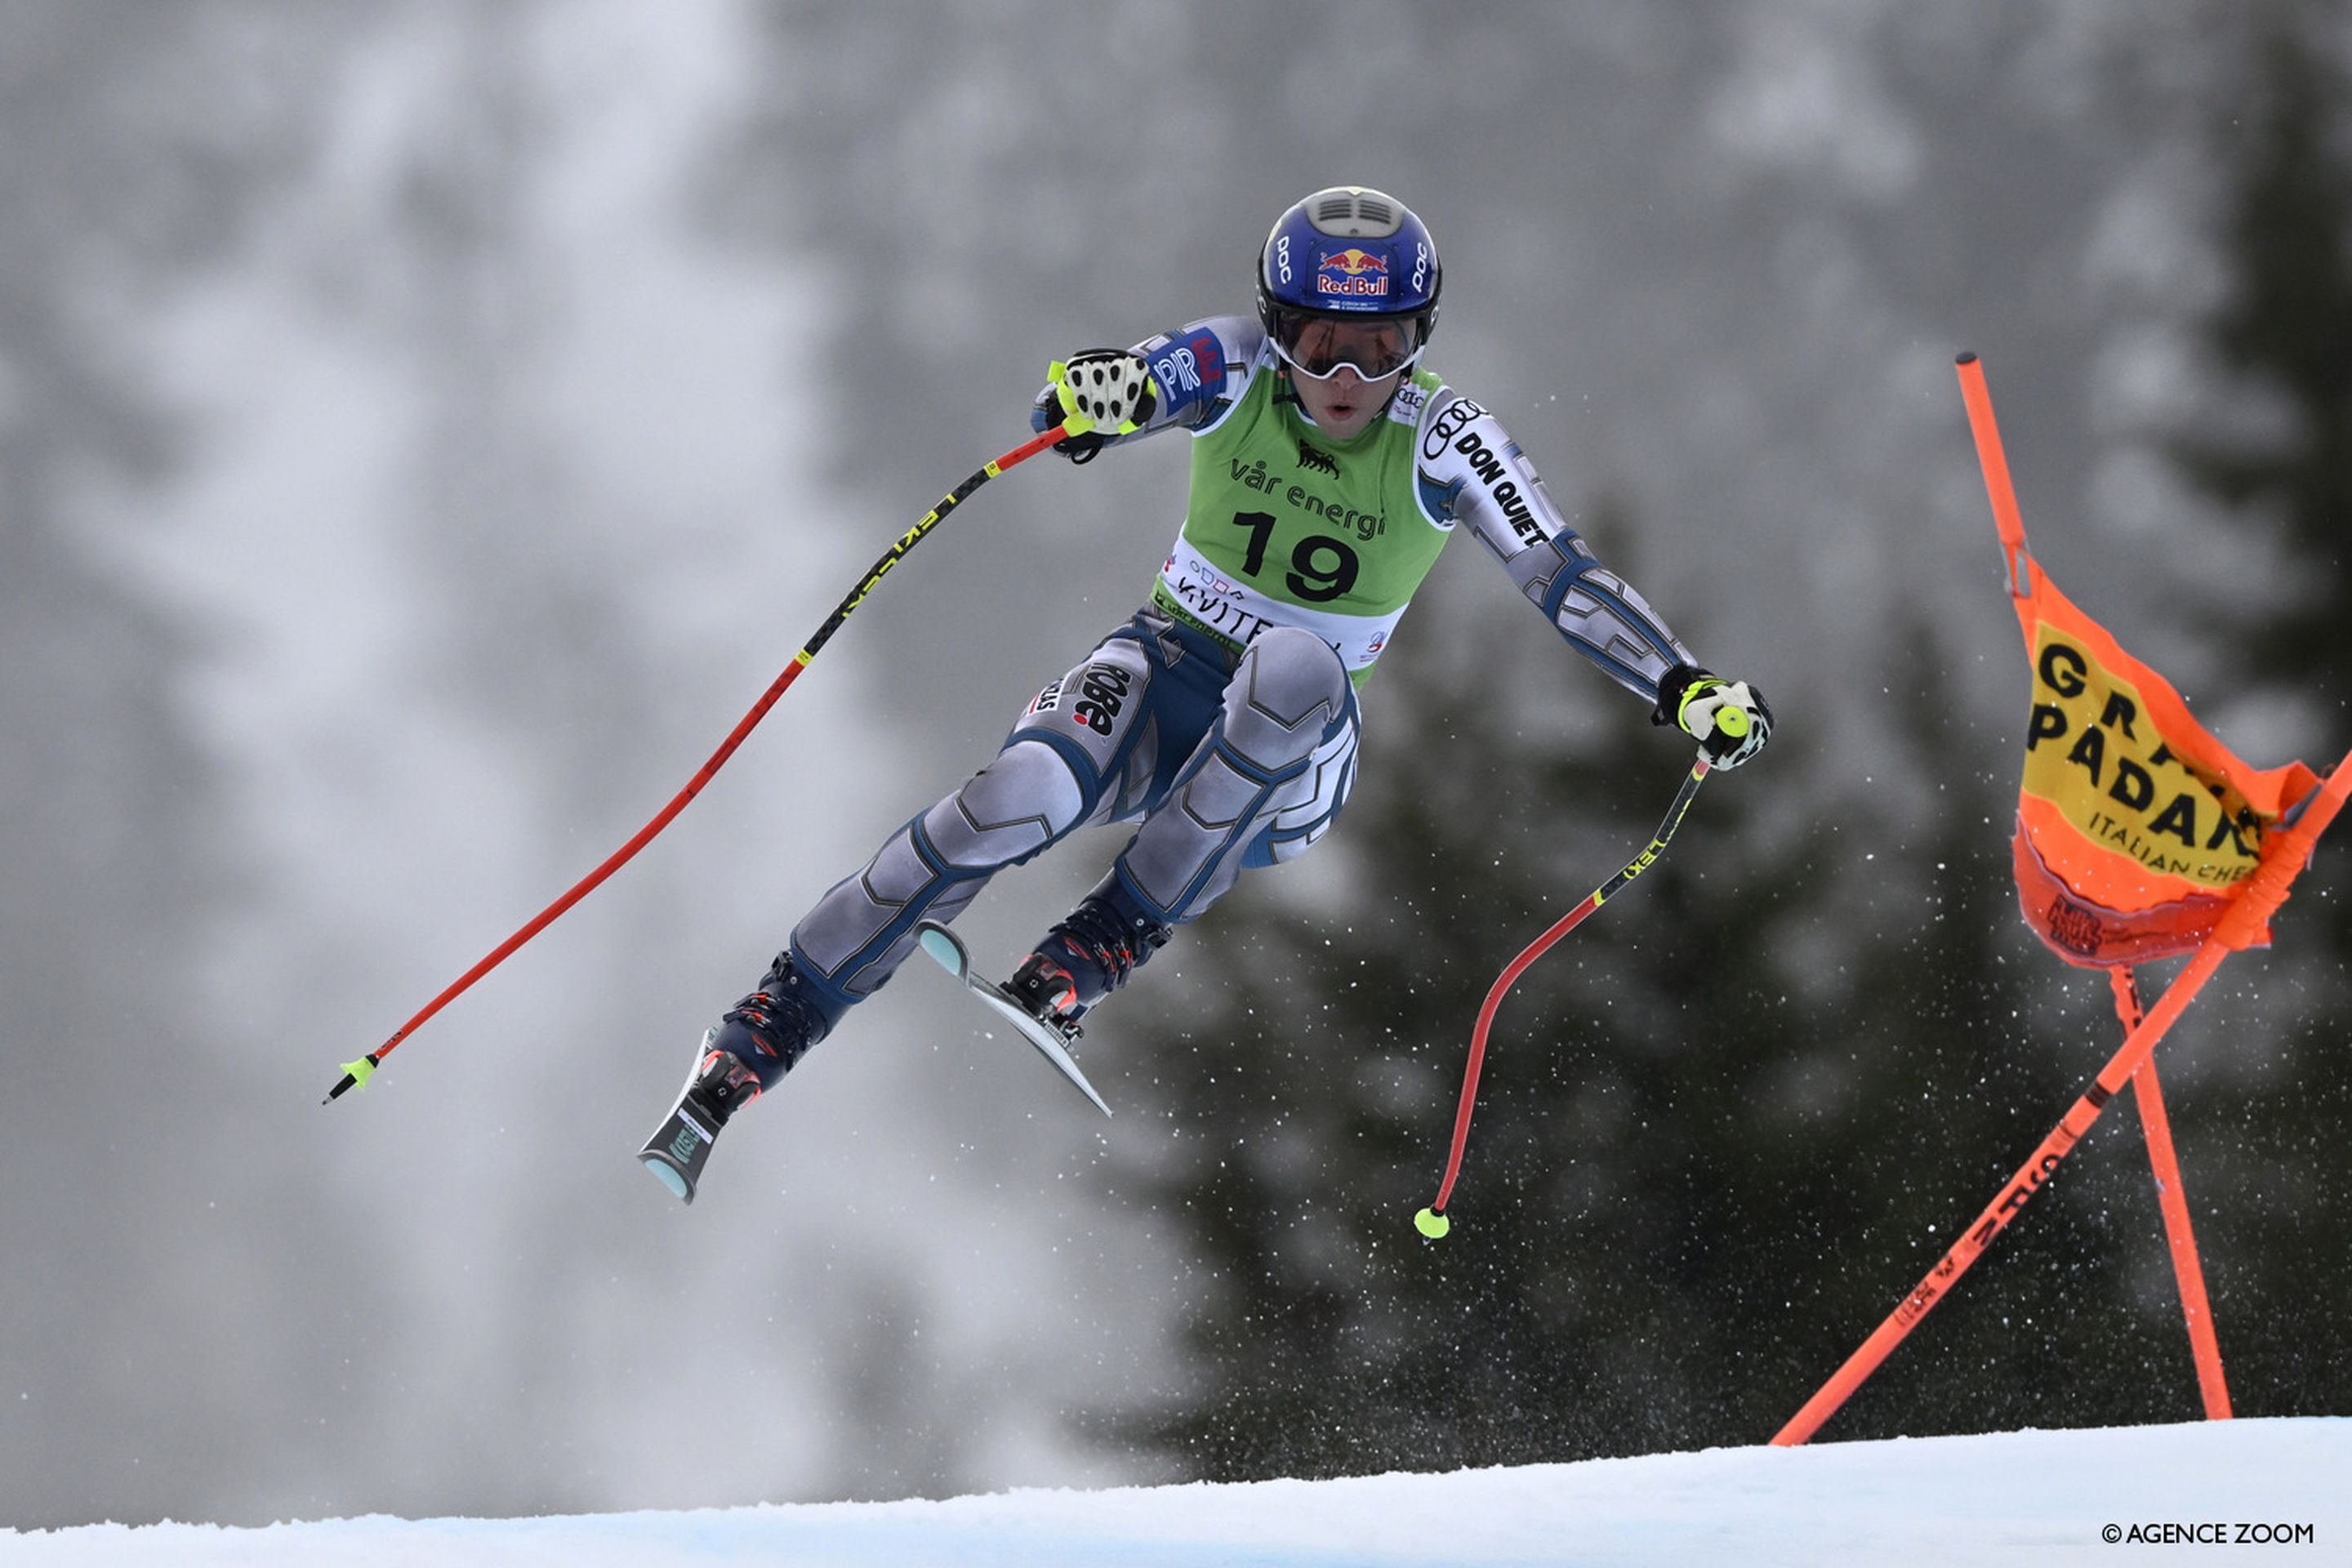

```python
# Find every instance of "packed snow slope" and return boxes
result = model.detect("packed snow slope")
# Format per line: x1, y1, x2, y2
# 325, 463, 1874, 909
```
4, 1417, 2344, 1566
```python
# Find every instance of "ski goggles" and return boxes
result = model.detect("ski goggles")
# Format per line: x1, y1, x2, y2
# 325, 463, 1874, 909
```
1269, 308, 1428, 381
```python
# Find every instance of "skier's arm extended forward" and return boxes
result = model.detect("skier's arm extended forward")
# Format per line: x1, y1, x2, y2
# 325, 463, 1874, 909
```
1417, 391, 1772, 766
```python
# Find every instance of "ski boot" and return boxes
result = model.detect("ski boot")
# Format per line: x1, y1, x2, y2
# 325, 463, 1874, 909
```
1003, 889, 1172, 1039
638, 951, 830, 1204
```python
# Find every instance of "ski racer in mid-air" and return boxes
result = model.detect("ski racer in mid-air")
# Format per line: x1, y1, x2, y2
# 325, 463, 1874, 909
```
640, 185, 1772, 1200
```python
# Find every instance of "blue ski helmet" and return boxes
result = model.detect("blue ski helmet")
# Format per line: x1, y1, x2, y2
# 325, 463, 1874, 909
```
1256, 185, 1441, 380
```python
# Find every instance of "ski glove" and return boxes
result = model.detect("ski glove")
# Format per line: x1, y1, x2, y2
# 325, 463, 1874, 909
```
1032, 350, 1159, 464
1654, 663, 1773, 769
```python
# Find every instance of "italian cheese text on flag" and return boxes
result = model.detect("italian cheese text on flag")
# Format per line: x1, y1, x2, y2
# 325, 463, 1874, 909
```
2009, 567, 2317, 968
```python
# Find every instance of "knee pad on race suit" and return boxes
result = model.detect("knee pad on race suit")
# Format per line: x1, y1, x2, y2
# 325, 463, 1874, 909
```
1119, 626, 1357, 920
789, 631, 1163, 1006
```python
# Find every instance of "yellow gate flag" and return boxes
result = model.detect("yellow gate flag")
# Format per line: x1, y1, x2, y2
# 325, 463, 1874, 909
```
1960, 355, 2318, 968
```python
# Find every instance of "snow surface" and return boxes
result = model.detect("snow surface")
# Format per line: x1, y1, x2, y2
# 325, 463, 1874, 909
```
4, 1419, 2343, 1566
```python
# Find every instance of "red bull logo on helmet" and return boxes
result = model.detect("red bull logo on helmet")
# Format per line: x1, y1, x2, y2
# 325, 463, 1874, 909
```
1316, 247, 1391, 300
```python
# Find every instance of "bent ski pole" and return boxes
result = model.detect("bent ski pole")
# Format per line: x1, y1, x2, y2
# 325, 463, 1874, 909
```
1415, 755, 1713, 1237
325, 419, 1085, 1103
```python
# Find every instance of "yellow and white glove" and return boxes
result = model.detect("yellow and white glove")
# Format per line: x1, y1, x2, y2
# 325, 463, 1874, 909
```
1031, 349, 1160, 463
1052, 349, 1157, 434
1655, 664, 1774, 768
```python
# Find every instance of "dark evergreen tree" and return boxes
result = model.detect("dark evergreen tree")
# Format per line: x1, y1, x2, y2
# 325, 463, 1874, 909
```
2157, 9, 2352, 1423
2174, 26, 2352, 684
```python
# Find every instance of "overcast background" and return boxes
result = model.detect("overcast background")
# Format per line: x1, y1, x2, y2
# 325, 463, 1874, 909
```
3, 0, 2347, 1533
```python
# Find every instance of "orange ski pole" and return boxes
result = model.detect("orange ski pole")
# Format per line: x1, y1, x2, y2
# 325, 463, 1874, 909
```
323, 421, 1080, 1103
1414, 755, 1712, 1240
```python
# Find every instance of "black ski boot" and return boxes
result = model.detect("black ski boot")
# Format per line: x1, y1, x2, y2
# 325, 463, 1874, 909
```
1004, 889, 1172, 1036
638, 951, 831, 1204
708, 951, 831, 1089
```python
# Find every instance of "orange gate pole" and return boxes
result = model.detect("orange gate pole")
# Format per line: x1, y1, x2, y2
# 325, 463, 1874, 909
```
2111, 968, 2233, 1419
1773, 752, 2352, 1446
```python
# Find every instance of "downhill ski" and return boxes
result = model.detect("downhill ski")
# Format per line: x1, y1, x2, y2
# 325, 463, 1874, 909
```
914, 920, 1113, 1117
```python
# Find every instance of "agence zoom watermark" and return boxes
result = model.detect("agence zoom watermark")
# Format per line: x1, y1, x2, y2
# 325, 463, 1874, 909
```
2102, 1521, 2316, 1546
